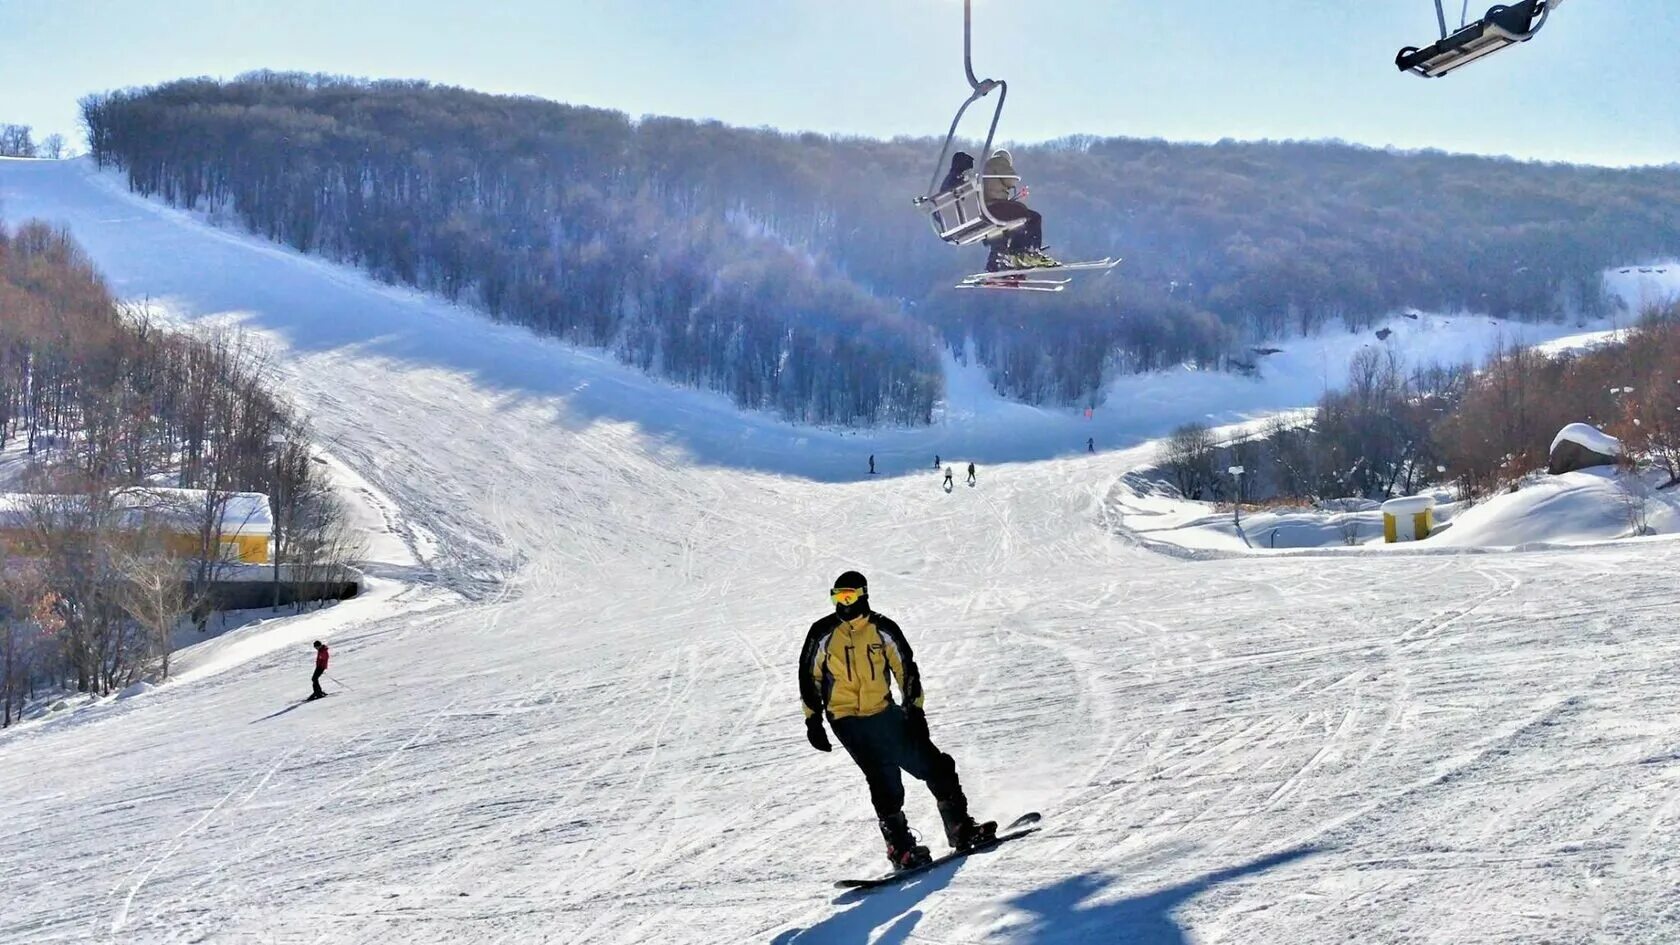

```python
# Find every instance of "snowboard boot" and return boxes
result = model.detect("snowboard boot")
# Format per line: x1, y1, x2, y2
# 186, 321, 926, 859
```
878, 812, 932, 871
939, 800, 997, 852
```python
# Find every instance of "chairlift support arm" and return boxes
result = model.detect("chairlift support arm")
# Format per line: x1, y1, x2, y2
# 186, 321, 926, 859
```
916, 0, 1020, 243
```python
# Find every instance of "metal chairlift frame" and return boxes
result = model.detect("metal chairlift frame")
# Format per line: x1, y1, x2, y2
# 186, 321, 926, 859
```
1397, 0, 1562, 78
913, 0, 1027, 248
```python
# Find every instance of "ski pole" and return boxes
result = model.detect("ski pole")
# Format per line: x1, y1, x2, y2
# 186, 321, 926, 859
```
326, 673, 351, 691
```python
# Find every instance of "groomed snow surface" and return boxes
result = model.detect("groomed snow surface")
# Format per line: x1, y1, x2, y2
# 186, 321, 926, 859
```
3, 159, 1680, 944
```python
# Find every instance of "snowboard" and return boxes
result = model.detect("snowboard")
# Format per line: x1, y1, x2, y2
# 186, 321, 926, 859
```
833, 812, 1041, 890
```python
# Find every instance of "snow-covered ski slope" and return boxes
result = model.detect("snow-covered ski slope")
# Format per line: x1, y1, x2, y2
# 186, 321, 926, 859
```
3, 158, 1679, 944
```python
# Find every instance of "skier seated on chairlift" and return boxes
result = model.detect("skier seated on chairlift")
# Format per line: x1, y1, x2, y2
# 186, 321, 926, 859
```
938, 151, 1053, 273
982, 149, 1053, 271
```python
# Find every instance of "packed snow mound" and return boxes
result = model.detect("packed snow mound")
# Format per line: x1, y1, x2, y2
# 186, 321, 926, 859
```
1380, 495, 1436, 516
116, 681, 156, 700
1550, 423, 1623, 459
1430, 468, 1675, 548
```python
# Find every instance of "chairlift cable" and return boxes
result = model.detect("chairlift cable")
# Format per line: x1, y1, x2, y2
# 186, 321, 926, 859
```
922, 0, 1008, 210
962, 0, 980, 90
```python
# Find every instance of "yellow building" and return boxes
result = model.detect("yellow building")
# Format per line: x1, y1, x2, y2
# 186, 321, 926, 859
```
0, 488, 274, 564
1381, 495, 1436, 543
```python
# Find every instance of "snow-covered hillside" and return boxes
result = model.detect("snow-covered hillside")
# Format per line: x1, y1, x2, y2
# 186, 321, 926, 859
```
2, 158, 1679, 944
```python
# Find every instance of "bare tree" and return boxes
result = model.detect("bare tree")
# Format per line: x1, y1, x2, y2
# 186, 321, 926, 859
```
112, 546, 190, 681
283, 454, 365, 609
0, 124, 36, 158
1160, 422, 1217, 500
41, 134, 66, 160
17, 485, 129, 694
1338, 513, 1362, 546
1263, 415, 1321, 501
0, 564, 60, 727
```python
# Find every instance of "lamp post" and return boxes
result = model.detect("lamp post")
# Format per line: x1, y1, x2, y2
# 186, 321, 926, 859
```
1228, 465, 1245, 528
268, 433, 287, 613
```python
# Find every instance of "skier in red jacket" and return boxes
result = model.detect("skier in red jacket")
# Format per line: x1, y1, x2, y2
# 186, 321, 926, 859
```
309, 640, 329, 700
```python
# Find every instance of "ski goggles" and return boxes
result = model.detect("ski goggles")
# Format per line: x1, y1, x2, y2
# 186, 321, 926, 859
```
830, 587, 865, 606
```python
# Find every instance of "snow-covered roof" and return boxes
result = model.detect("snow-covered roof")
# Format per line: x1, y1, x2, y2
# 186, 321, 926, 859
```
1380, 495, 1436, 515
1549, 423, 1623, 458
0, 489, 272, 535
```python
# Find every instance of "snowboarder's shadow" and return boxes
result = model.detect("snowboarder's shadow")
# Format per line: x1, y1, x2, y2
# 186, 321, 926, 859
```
770, 856, 963, 944
1000, 845, 1318, 944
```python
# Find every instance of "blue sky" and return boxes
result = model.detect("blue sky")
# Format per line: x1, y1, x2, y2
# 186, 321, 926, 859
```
2, 0, 1676, 166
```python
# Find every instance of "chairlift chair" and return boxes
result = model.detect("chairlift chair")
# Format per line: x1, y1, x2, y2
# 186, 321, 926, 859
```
912, 0, 1119, 292
911, 0, 1021, 251
1397, 0, 1562, 78
920, 167, 1024, 248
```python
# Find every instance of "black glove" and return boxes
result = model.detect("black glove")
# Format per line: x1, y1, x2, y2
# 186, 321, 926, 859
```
805, 714, 832, 752
904, 705, 930, 745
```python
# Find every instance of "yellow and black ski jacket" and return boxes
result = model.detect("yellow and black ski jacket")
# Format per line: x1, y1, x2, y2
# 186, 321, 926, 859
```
799, 611, 924, 721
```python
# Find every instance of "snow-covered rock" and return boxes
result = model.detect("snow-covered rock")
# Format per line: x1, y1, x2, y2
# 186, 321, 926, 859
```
1548, 423, 1622, 475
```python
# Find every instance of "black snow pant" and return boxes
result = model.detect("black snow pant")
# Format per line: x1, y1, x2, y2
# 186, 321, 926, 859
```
985, 200, 1043, 253
311, 668, 326, 698
831, 704, 967, 822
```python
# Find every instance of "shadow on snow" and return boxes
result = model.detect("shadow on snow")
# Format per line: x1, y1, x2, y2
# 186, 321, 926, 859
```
1002, 845, 1319, 944
770, 854, 961, 945
770, 845, 1314, 944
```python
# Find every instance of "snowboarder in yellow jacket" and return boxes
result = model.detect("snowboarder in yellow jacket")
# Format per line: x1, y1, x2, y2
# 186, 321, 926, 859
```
798, 570, 993, 869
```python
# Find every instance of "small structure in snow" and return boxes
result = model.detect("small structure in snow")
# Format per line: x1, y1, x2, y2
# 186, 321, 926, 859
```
1381, 495, 1436, 543
0, 488, 273, 563
1548, 423, 1622, 475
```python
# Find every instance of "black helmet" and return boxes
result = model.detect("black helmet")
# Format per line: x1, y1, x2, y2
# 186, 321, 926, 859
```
831, 570, 869, 619
313, 640, 324, 648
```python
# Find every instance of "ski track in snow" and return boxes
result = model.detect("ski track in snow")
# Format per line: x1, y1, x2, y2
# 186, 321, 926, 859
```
1, 158, 1678, 943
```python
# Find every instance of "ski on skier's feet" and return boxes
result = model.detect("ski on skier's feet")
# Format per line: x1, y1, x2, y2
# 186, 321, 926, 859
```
955, 277, 1068, 293
963, 257, 1120, 281
833, 812, 1041, 890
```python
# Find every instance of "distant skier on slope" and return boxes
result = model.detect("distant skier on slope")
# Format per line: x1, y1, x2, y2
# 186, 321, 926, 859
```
943, 467, 955, 492
309, 640, 329, 700
966, 462, 977, 486
799, 571, 994, 870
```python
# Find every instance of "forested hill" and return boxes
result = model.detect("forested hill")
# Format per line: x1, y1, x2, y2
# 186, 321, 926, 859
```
81, 73, 1680, 425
